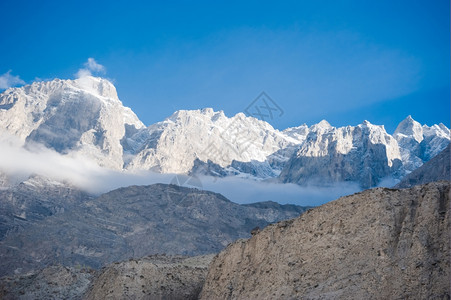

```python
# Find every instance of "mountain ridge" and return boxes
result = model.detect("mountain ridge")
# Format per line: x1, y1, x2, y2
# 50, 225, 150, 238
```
200, 181, 450, 299
0, 77, 449, 188
0, 182, 308, 276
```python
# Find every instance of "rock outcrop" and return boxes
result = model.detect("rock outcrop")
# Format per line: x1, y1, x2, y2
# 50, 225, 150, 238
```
0, 76, 144, 169
85, 254, 214, 300
395, 144, 450, 188
279, 120, 403, 188
0, 254, 213, 300
393, 115, 450, 172
200, 181, 450, 299
0, 265, 94, 300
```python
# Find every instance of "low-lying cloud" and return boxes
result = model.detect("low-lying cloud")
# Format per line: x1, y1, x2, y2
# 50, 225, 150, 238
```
200, 177, 361, 206
0, 135, 363, 206
76, 58, 106, 78
0, 70, 25, 89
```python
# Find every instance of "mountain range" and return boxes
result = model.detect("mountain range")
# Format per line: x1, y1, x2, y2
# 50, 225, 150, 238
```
0, 76, 449, 189
1, 182, 448, 299
0, 181, 307, 276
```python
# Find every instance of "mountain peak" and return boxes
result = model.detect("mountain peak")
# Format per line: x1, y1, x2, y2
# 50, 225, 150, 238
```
167, 108, 228, 123
312, 120, 332, 130
394, 115, 423, 143
73, 76, 118, 100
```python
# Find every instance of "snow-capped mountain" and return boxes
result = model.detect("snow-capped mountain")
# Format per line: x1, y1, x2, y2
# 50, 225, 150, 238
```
0, 76, 144, 169
393, 115, 450, 172
124, 108, 302, 176
0, 77, 449, 188
279, 120, 403, 188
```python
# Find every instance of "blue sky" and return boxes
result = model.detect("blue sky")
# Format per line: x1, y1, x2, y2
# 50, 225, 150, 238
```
0, 0, 449, 132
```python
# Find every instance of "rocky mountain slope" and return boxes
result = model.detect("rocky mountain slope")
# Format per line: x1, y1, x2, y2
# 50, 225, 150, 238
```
200, 181, 450, 299
84, 254, 214, 300
0, 254, 214, 300
0, 77, 144, 169
395, 144, 450, 188
0, 77, 449, 187
0, 175, 90, 240
393, 115, 450, 171
0, 265, 95, 300
124, 108, 301, 176
279, 120, 402, 188
0, 183, 307, 276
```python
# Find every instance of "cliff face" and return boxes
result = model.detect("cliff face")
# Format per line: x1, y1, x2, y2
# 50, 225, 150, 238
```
395, 144, 450, 188
200, 182, 450, 300
0, 255, 213, 300
279, 120, 403, 188
85, 255, 214, 300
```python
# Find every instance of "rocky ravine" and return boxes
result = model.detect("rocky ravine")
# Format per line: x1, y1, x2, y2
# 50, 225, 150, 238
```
200, 181, 450, 299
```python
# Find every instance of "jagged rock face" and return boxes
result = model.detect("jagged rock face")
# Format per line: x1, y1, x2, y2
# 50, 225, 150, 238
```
0, 76, 144, 169
0, 184, 307, 276
85, 255, 214, 300
200, 182, 450, 300
125, 108, 301, 174
0, 78, 449, 187
422, 123, 451, 160
280, 121, 402, 188
394, 115, 450, 172
395, 144, 450, 188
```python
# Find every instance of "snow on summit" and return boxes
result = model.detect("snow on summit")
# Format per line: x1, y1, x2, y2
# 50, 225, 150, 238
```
0, 77, 449, 188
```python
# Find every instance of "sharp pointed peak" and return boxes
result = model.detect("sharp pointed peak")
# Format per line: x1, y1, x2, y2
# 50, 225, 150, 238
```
316, 119, 332, 127
403, 115, 416, 122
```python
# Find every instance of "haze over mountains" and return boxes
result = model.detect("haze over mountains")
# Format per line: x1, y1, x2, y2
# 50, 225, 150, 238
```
0, 76, 449, 195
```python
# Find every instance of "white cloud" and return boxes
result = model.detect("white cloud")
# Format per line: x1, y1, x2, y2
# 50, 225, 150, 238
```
0, 133, 365, 206
85, 57, 105, 73
0, 134, 363, 206
76, 58, 106, 78
199, 176, 361, 206
0, 134, 173, 193
0, 70, 25, 89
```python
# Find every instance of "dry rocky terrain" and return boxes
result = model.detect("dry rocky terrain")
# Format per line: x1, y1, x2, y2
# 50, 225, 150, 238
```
85, 254, 214, 300
200, 181, 450, 299
1, 181, 449, 299
0, 254, 214, 300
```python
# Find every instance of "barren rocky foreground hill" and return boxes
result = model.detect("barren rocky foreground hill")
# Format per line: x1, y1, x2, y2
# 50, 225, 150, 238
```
1, 181, 448, 299
0, 255, 214, 300
200, 181, 450, 299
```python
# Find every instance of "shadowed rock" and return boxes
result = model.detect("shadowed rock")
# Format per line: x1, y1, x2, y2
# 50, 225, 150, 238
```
395, 144, 450, 188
